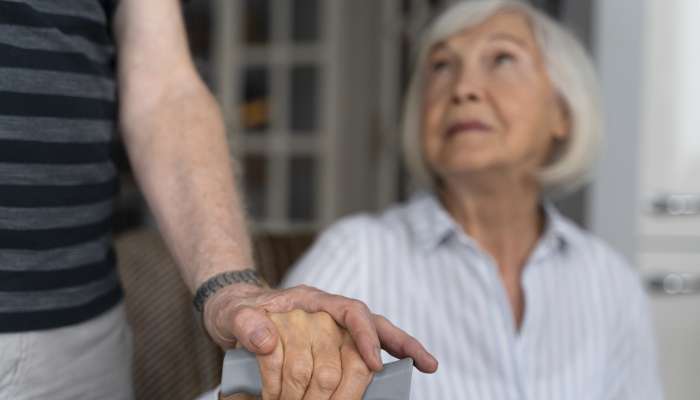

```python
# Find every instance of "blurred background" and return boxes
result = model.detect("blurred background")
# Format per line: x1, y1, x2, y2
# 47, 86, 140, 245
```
115, 0, 700, 398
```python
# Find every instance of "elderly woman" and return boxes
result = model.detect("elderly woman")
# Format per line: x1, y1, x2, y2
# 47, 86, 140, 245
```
283, 1, 663, 399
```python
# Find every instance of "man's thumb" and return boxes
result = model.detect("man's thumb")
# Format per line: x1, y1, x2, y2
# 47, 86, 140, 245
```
229, 306, 279, 355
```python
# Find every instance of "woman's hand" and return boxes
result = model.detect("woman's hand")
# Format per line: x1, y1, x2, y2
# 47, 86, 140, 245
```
220, 310, 373, 400
268, 310, 373, 399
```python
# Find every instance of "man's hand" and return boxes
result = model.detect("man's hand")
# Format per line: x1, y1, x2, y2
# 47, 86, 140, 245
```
203, 284, 438, 375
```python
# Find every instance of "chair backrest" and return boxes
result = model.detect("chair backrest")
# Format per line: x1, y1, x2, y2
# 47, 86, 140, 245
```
116, 229, 315, 399
251, 231, 316, 286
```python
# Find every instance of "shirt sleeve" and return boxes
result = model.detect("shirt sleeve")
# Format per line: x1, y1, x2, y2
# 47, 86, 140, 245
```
604, 254, 664, 400
281, 216, 369, 302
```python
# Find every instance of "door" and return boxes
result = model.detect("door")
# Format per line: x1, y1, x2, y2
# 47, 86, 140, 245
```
638, 1, 700, 398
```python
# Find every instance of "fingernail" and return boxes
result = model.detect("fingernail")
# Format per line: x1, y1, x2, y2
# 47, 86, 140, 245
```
375, 346, 382, 365
428, 354, 439, 371
251, 327, 272, 349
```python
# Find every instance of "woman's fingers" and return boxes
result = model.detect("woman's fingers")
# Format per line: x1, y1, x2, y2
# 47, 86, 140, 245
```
330, 334, 374, 400
275, 311, 314, 400
257, 337, 284, 400
373, 314, 438, 373
222, 395, 260, 400
302, 313, 343, 400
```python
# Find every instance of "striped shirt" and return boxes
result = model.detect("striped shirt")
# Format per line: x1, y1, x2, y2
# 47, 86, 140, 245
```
283, 192, 663, 400
0, 0, 121, 332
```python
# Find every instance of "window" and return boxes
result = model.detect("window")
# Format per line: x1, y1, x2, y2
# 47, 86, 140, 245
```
212, 0, 339, 233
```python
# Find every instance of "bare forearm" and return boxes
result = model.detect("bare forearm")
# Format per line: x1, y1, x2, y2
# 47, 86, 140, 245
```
111, 0, 438, 384
121, 81, 253, 291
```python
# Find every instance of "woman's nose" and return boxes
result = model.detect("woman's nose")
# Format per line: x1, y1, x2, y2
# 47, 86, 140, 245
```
451, 90, 480, 104
450, 65, 483, 105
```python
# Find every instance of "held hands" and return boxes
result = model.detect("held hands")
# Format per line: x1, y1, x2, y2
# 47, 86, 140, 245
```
226, 311, 373, 399
203, 283, 438, 399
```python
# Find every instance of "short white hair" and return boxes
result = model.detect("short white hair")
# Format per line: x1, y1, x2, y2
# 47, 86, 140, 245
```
401, 0, 602, 196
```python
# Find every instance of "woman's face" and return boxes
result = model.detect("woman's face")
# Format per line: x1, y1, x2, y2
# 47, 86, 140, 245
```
421, 11, 569, 184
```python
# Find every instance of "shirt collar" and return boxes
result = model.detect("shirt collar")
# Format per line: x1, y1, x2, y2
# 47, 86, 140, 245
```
535, 201, 571, 259
406, 191, 458, 250
407, 191, 572, 255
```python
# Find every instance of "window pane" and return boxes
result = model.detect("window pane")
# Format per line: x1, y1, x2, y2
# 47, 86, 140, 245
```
289, 65, 319, 133
243, 0, 270, 44
241, 66, 269, 133
243, 154, 267, 219
291, 0, 319, 42
288, 157, 316, 221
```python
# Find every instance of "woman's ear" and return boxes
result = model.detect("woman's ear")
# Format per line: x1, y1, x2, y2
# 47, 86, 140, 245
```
551, 95, 571, 140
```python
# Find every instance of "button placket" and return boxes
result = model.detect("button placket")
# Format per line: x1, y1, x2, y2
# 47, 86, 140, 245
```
468, 242, 528, 399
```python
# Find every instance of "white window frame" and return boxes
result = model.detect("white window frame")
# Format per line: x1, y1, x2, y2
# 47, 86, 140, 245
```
211, 0, 342, 233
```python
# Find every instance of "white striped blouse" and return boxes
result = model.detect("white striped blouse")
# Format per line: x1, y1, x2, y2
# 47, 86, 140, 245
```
282, 192, 663, 400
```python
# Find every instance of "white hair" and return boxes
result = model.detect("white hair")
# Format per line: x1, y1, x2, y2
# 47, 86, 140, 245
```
401, 0, 602, 196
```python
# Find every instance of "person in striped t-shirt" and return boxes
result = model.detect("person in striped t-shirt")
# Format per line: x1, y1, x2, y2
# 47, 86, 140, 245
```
0, 1, 437, 399
284, 1, 663, 399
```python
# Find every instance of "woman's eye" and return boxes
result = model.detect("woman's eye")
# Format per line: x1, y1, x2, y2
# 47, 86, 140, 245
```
493, 52, 515, 67
430, 59, 450, 72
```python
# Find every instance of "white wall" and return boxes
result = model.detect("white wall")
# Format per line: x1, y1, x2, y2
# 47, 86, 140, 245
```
639, 0, 700, 240
590, 0, 647, 263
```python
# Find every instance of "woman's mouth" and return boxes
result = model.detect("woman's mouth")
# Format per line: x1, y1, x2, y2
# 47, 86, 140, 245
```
445, 120, 493, 137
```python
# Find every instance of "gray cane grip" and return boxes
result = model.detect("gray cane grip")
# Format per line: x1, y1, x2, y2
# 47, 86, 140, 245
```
221, 349, 262, 395
221, 349, 414, 399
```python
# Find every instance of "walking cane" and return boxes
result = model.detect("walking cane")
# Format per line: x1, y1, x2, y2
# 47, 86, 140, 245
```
220, 349, 414, 399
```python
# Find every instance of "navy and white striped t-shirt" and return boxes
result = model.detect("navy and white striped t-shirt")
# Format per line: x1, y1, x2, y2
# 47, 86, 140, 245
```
0, 0, 121, 332
284, 192, 663, 400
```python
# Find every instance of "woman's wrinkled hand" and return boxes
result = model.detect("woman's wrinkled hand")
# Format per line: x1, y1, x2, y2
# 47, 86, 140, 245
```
265, 310, 374, 399
219, 310, 373, 400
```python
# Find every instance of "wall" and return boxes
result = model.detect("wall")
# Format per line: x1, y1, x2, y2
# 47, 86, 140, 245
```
590, 0, 646, 263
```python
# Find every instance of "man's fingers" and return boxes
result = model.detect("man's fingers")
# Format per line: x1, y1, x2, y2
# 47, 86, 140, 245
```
317, 296, 381, 371
330, 334, 374, 400
227, 305, 279, 355
373, 315, 438, 373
